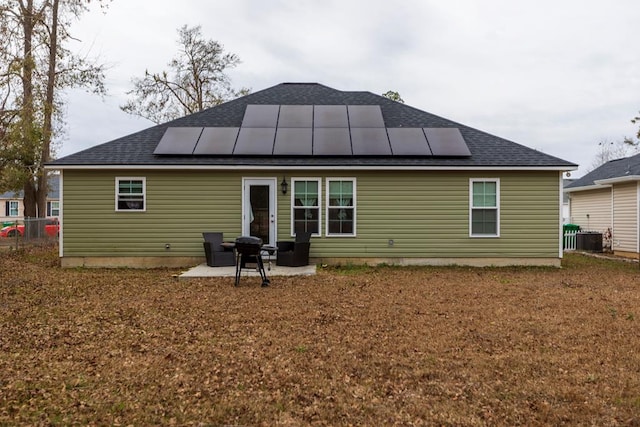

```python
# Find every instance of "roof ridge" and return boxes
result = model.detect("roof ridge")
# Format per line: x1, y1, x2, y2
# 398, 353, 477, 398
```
281, 82, 321, 85
47, 82, 576, 169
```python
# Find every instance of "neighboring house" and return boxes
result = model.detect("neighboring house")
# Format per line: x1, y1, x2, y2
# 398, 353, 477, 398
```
562, 178, 575, 224
46, 83, 576, 268
565, 153, 640, 257
1, 191, 22, 224
1, 174, 60, 224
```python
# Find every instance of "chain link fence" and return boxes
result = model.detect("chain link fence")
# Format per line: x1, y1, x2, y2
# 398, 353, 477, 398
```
1, 217, 59, 249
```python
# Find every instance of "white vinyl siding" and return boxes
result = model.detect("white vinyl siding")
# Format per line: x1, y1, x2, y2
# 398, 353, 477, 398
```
568, 187, 611, 233
612, 183, 637, 252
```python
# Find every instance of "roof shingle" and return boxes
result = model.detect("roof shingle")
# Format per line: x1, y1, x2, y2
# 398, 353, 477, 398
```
565, 152, 640, 189
48, 83, 576, 169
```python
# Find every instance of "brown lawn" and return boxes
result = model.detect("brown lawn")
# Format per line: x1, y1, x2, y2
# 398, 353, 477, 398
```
1, 244, 639, 426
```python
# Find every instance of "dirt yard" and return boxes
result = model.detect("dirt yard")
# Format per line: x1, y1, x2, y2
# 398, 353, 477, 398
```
1, 245, 639, 426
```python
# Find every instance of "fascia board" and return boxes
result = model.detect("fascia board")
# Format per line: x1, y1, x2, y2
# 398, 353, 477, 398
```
594, 175, 640, 186
45, 164, 578, 172
564, 184, 609, 193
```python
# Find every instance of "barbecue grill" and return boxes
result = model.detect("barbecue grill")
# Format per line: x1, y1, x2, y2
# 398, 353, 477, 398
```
234, 236, 270, 287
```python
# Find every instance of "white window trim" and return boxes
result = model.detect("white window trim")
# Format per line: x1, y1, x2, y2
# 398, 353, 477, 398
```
115, 177, 146, 212
325, 177, 357, 237
290, 177, 322, 237
48, 200, 60, 217
8, 200, 19, 217
469, 178, 500, 238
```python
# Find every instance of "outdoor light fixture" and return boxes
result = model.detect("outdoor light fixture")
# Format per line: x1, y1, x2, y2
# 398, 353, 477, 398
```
281, 177, 288, 195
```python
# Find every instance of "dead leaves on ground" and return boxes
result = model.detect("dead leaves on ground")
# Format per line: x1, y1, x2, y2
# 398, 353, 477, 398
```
1, 246, 639, 425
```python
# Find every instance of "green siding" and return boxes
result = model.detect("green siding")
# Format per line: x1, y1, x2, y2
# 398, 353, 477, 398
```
285, 171, 559, 258
62, 170, 244, 257
62, 169, 560, 259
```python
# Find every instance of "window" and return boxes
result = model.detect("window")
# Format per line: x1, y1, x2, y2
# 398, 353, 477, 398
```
326, 178, 356, 236
470, 179, 499, 237
6, 201, 19, 217
292, 179, 321, 235
47, 201, 60, 217
116, 178, 145, 211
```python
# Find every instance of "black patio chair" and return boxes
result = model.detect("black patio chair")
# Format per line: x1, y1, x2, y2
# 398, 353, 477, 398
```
202, 232, 235, 267
276, 231, 312, 267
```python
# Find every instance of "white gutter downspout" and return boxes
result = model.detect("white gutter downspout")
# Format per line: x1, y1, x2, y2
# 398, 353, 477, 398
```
559, 172, 564, 259
637, 181, 639, 257
58, 171, 63, 258
612, 187, 615, 251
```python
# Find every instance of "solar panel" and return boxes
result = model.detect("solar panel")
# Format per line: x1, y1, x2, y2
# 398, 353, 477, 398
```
157, 107, 471, 159
278, 105, 313, 128
350, 128, 392, 155
424, 128, 471, 156
192, 127, 239, 155
314, 105, 349, 128
154, 127, 203, 154
313, 128, 352, 155
241, 105, 280, 128
273, 128, 313, 155
347, 105, 385, 128
234, 128, 276, 155
387, 128, 432, 155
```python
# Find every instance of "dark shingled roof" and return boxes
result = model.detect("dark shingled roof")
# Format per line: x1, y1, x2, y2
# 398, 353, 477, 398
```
48, 83, 576, 169
1, 174, 59, 199
565, 152, 640, 189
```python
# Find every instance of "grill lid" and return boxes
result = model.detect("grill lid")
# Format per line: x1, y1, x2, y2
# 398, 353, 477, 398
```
235, 236, 263, 246
235, 236, 264, 256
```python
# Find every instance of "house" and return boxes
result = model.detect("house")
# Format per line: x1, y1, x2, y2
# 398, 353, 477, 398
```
562, 178, 575, 224
46, 83, 576, 268
1, 174, 60, 225
564, 153, 640, 256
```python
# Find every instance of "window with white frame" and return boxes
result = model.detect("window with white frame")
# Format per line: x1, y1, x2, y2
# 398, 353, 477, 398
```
47, 201, 60, 217
116, 178, 146, 211
5, 200, 19, 217
326, 178, 356, 236
292, 178, 321, 235
470, 179, 499, 237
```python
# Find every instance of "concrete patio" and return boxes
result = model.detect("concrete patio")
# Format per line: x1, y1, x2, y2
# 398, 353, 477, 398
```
179, 263, 316, 278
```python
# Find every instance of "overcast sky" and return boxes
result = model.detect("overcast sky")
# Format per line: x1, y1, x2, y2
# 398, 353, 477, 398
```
62, 0, 640, 178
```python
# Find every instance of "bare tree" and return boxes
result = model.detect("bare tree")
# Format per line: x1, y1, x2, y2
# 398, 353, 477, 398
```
0, 0, 107, 218
121, 25, 249, 124
588, 138, 639, 172
633, 112, 640, 140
